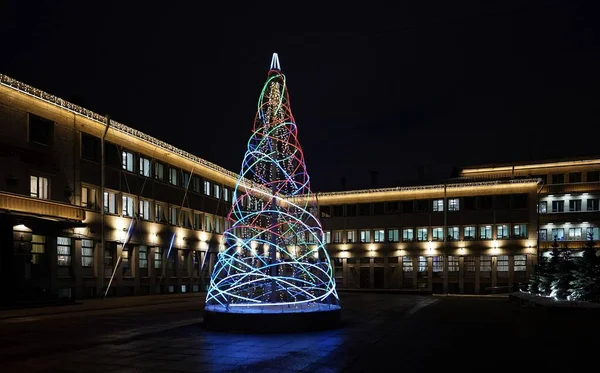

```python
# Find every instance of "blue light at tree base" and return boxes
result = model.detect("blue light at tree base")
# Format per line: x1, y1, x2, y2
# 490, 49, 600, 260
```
205, 53, 340, 317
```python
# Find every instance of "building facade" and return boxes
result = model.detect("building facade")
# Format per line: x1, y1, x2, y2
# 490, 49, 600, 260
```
1, 73, 599, 300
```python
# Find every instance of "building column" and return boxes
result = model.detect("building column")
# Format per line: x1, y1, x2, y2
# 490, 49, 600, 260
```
491, 256, 497, 291
412, 256, 418, 290
398, 256, 403, 289
458, 256, 465, 294
508, 255, 515, 290
526, 254, 534, 279
342, 258, 348, 288
132, 245, 140, 296
474, 256, 481, 294
73, 239, 82, 300
187, 250, 193, 292
369, 258, 374, 289
356, 259, 361, 288
114, 243, 123, 296
383, 257, 389, 289
95, 241, 103, 297
427, 256, 433, 292
48, 236, 58, 296
443, 253, 449, 293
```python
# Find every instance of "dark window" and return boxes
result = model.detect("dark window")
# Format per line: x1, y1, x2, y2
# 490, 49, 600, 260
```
479, 196, 493, 209
332, 205, 344, 217
415, 200, 428, 213
569, 172, 582, 183
320, 206, 331, 218
104, 142, 121, 168
29, 113, 54, 146
358, 203, 371, 216
463, 197, 476, 210
402, 201, 413, 213
512, 194, 528, 209
346, 204, 356, 216
587, 171, 600, 182
495, 195, 510, 209
373, 202, 384, 215
385, 201, 400, 214
81, 133, 100, 162
551, 174, 564, 184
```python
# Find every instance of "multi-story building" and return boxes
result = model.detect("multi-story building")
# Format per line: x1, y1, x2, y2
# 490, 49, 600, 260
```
318, 158, 600, 293
1, 73, 599, 300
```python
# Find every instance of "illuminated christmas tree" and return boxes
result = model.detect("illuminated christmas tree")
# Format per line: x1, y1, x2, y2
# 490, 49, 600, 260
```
204, 54, 340, 328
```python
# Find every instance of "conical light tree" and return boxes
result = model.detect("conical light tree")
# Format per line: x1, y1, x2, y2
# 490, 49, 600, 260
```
205, 54, 340, 316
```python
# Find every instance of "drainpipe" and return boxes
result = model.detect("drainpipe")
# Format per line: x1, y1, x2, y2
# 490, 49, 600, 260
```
100, 115, 110, 294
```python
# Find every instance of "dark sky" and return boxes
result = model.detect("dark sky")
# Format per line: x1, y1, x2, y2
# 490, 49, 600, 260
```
1, 0, 599, 191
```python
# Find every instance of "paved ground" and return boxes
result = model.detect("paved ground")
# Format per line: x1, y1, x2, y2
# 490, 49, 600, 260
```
2, 292, 598, 372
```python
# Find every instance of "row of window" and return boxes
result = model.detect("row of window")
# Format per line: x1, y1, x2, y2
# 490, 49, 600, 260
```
320, 194, 529, 218
324, 224, 528, 244
83, 185, 229, 232
545, 171, 600, 184
538, 199, 599, 213
539, 227, 600, 241
340, 255, 527, 272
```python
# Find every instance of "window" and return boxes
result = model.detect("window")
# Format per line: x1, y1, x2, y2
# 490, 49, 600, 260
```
417, 228, 428, 241
513, 194, 528, 209
204, 180, 211, 196
418, 256, 427, 272
432, 199, 444, 212
332, 205, 344, 217
551, 200, 564, 213
402, 229, 414, 242
360, 230, 371, 243
447, 227, 459, 241
346, 205, 357, 216
569, 199, 582, 212
194, 213, 202, 230
513, 224, 527, 239
386, 201, 400, 214
81, 133, 100, 162
388, 229, 399, 242
122, 150, 135, 172
514, 255, 527, 272
30, 175, 49, 199
479, 196, 493, 209
433, 256, 444, 272
346, 230, 355, 243
205, 214, 213, 232
551, 228, 565, 240
464, 197, 476, 210
82, 239, 94, 267
29, 113, 53, 145
448, 256, 459, 272
538, 229, 547, 241
139, 199, 151, 220
373, 203, 384, 215
122, 195, 135, 217
192, 176, 202, 193
538, 201, 547, 213
402, 201, 413, 213
103, 191, 117, 214
464, 226, 476, 240
223, 188, 229, 202
497, 255, 509, 273
496, 195, 510, 209
448, 198, 459, 211
464, 257, 476, 272
324, 231, 331, 244
432, 227, 443, 241
31, 234, 46, 265
104, 143, 121, 167
551, 174, 564, 184
169, 168, 179, 186
139, 246, 148, 269
587, 199, 599, 211
569, 172, 582, 183
497, 224, 509, 239
214, 184, 221, 199
182, 172, 191, 188
568, 227, 583, 241
81, 186, 99, 210
154, 248, 163, 269
480, 225, 492, 239
139, 156, 151, 177
169, 206, 179, 225
155, 203, 167, 223
333, 231, 343, 243
586, 227, 600, 241
373, 229, 385, 243
402, 256, 413, 272
358, 203, 371, 216
587, 171, 600, 182
480, 256, 492, 272
57, 237, 72, 266
154, 162, 165, 181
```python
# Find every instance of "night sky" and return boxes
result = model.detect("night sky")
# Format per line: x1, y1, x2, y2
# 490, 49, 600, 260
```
1, 0, 599, 191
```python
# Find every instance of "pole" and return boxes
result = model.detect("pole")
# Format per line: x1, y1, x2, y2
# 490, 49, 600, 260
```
443, 184, 448, 294
100, 115, 110, 297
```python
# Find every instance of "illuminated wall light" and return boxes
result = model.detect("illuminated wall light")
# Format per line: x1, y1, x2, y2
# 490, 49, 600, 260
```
13, 224, 31, 232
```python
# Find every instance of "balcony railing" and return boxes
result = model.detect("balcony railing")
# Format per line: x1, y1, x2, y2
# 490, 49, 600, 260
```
0, 192, 85, 221
541, 181, 600, 194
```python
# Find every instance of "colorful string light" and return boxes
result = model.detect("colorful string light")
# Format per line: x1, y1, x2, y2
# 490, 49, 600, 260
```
205, 54, 340, 314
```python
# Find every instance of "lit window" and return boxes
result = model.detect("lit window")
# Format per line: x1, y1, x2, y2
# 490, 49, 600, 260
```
154, 248, 163, 269
568, 227, 582, 240
333, 231, 343, 243
538, 201, 547, 213
448, 227, 459, 241
418, 256, 427, 272
215, 217, 222, 233
155, 204, 166, 223
139, 246, 148, 269
57, 237, 72, 267
497, 255, 509, 272
103, 191, 117, 214
465, 256, 476, 272
433, 256, 444, 272
154, 162, 165, 181
169, 206, 179, 225
82, 239, 94, 267
223, 188, 229, 202
538, 229, 547, 241
497, 224, 509, 239
30, 175, 49, 199
388, 229, 399, 242
480, 256, 492, 272
448, 198, 459, 211
122, 195, 135, 217
416, 228, 428, 241
402, 256, 413, 272
122, 151, 135, 172
402, 229, 414, 242
204, 180, 211, 195
551, 228, 565, 241
31, 235, 46, 265
464, 226, 476, 240
346, 230, 355, 243
480, 225, 492, 239
374, 229, 385, 243
214, 184, 221, 199
324, 231, 331, 244
432, 227, 443, 241
587, 227, 600, 240
432, 199, 444, 212
139, 199, 151, 220
514, 255, 527, 272
169, 168, 179, 186
360, 230, 371, 243
81, 186, 99, 210
448, 256, 459, 272
194, 213, 202, 230
139, 156, 151, 177
513, 224, 527, 239
205, 214, 213, 231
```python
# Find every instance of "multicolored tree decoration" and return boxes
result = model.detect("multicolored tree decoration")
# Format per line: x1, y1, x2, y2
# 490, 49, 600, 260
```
205, 53, 340, 314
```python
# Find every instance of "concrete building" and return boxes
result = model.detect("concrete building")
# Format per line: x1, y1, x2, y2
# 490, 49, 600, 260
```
1, 73, 599, 300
